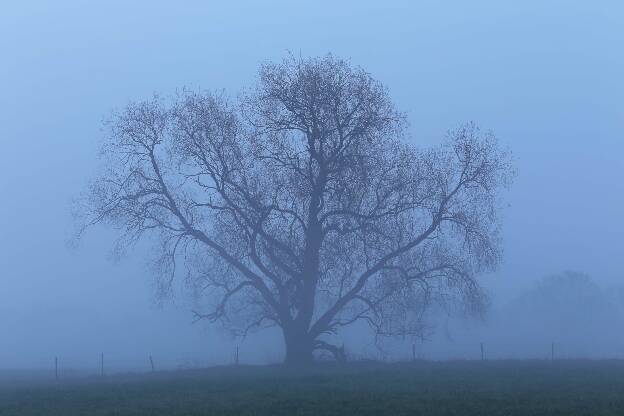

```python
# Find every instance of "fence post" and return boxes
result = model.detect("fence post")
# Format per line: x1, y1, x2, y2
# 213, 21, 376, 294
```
412, 343, 416, 362
100, 353, 104, 377
149, 355, 155, 372
235, 345, 239, 365
55, 356, 58, 381
551, 342, 554, 362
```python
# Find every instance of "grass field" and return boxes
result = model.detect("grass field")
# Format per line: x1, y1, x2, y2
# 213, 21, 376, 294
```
2, 360, 624, 415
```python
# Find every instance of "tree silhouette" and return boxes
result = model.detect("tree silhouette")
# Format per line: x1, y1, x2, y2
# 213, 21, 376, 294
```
77, 55, 513, 365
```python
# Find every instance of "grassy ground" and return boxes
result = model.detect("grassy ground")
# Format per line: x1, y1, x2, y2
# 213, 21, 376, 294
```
2, 360, 624, 415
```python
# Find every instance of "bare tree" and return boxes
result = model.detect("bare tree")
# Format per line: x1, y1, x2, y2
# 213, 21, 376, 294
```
77, 54, 513, 365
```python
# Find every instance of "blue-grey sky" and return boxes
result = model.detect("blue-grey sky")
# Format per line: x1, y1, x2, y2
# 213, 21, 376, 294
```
1, 0, 622, 368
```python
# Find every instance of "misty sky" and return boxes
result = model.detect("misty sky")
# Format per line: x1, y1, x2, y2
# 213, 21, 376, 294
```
1, 0, 622, 369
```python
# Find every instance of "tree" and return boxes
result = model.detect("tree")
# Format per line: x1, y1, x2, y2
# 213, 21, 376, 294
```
498, 271, 624, 358
77, 54, 513, 365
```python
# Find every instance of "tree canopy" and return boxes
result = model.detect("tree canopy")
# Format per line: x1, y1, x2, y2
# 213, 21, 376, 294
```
78, 54, 513, 364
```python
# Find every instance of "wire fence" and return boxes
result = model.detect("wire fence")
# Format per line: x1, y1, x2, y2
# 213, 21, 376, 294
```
20, 339, 624, 384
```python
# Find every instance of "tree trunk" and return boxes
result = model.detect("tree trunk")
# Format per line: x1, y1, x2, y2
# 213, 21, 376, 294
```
283, 329, 314, 366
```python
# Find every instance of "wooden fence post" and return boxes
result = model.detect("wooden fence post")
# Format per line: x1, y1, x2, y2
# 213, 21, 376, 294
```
480, 342, 485, 361
149, 355, 155, 372
55, 356, 58, 381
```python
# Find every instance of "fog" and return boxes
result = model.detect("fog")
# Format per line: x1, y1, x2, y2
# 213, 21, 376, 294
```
1, 0, 623, 373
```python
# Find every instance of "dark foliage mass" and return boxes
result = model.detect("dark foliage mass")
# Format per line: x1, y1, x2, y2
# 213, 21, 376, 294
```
78, 54, 512, 364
